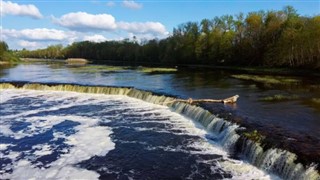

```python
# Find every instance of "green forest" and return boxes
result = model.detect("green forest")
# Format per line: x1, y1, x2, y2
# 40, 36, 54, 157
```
0, 42, 19, 63
11, 6, 320, 69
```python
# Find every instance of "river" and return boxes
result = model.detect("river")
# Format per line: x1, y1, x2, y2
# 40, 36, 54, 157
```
0, 62, 319, 179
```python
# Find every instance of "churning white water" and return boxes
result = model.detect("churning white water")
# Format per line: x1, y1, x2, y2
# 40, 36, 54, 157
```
0, 89, 276, 179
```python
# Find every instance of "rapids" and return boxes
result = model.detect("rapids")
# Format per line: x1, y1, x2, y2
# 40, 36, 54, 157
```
1, 83, 319, 179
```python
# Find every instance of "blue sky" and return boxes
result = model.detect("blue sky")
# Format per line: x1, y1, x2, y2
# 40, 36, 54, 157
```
1, 0, 319, 50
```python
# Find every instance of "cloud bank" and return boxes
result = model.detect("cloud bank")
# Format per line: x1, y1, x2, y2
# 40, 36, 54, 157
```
1, 1, 43, 19
18, 40, 42, 49
117, 21, 167, 35
3, 28, 76, 42
3, 9, 168, 49
53, 12, 117, 32
53, 12, 168, 36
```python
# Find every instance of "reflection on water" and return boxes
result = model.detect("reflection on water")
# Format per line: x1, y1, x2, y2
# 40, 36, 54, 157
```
1, 62, 320, 140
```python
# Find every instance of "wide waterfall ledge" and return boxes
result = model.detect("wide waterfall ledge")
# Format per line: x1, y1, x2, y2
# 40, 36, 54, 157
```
0, 82, 319, 180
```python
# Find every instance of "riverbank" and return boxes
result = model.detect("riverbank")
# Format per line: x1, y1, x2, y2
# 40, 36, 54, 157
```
0, 61, 10, 65
14, 58, 320, 77
20, 58, 64, 62
178, 64, 320, 77
66, 58, 89, 64
0, 57, 20, 65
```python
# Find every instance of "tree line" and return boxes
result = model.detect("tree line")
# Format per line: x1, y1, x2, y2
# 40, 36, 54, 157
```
0, 41, 19, 63
16, 6, 320, 69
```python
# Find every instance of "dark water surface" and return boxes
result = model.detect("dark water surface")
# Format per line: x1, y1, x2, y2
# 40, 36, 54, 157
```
0, 89, 270, 179
0, 62, 320, 179
1, 63, 319, 138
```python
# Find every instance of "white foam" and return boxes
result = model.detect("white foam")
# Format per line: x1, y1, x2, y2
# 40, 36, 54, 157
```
1, 115, 115, 180
33, 144, 52, 156
118, 96, 276, 179
0, 89, 277, 179
0, 89, 106, 120
0, 89, 19, 103
52, 131, 67, 141
5, 151, 21, 160
1, 116, 66, 140
0, 125, 14, 137
3, 160, 100, 180
0, 144, 12, 151
1, 90, 116, 180
219, 160, 281, 180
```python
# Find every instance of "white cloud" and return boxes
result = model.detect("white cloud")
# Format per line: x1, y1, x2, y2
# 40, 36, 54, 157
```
52, 12, 117, 32
53, 12, 168, 37
18, 40, 42, 49
117, 22, 168, 35
1, 1, 43, 19
3, 28, 79, 50
3, 28, 76, 42
3, 9, 169, 49
106, 1, 116, 7
122, 0, 142, 10
83, 34, 108, 42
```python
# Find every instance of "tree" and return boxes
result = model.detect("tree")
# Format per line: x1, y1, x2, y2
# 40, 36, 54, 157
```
0, 41, 19, 62
15, 6, 319, 70
0, 41, 9, 58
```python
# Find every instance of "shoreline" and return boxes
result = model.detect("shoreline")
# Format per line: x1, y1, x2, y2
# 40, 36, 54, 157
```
177, 64, 320, 77
0, 61, 10, 65
14, 58, 320, 77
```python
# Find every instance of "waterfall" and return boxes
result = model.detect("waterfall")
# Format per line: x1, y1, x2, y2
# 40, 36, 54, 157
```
0, 82, 319, 180
170, 102, 240, 151
238, 138, 320, 180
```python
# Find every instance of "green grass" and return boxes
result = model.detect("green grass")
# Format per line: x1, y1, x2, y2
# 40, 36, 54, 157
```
243, 130, 264, 143
0, 51, 20, 64
260, 94, 300, 102
230, 66, 293, 74
215, 65, 320, 76
231, 74, 301, 85
68, 65, 129, 73
68, 65, 177, 74
137, 67, 177, 73
311, 98, 320, 104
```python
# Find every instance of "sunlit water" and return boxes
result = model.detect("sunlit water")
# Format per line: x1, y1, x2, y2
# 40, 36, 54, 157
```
0, 62, 319, 179
0, 89, 275, 179
1, 63, 319, 138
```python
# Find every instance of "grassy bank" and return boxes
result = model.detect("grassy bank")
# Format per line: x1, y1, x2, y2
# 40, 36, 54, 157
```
311, 98, 320, 104
230, 74, 301, 85
0, 52, 20, 64
180, 64, 320, 77
67, 65, 177, 74
137, 67, 177, 73
260, 94, 300, 102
